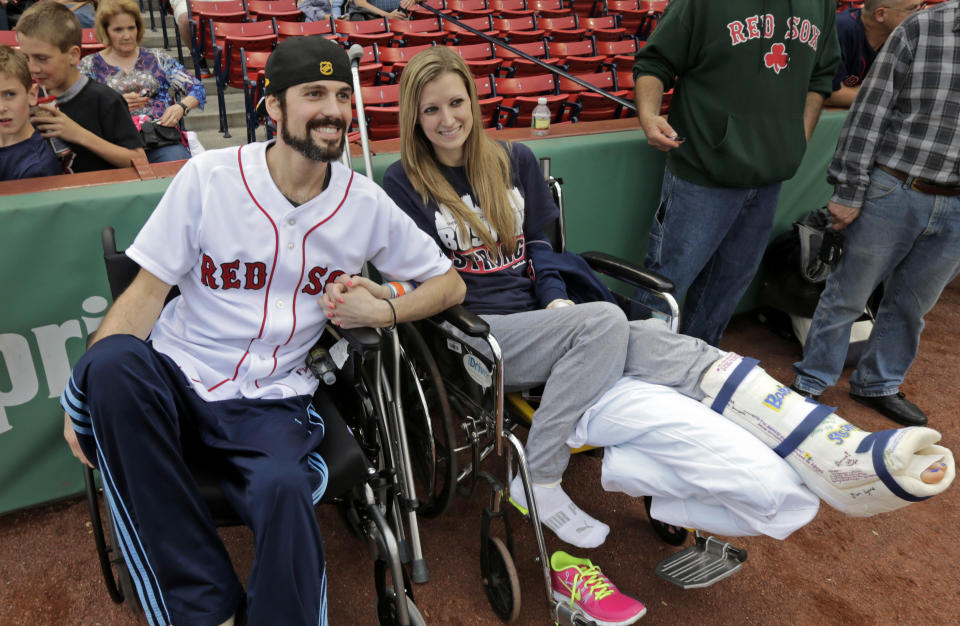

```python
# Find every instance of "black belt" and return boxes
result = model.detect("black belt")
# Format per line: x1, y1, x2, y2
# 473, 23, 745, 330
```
877, 165, 960, 197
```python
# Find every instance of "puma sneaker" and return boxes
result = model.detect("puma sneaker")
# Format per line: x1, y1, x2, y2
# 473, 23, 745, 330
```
550, 551, 647, 625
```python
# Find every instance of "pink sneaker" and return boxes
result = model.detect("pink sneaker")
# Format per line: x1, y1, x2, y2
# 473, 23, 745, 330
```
550, 551, 647, 625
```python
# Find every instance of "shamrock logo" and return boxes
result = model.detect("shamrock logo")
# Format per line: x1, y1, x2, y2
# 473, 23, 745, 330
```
764, 43, 789, 74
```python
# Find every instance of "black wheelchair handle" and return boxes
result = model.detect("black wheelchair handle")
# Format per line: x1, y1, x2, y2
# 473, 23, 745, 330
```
581, 251, 676, 294
434, 304, 490, 337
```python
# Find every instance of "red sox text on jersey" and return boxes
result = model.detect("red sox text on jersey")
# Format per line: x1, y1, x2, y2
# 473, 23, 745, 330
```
199, 254, 345, 295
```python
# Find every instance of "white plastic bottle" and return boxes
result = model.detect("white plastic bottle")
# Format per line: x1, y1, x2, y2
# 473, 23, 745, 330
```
531, 97, 550, 136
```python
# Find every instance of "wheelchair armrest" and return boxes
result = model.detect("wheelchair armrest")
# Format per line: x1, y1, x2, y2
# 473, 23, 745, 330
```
581, 251, 676, 294
338, 326, 382, 355
433, 304, 490, 337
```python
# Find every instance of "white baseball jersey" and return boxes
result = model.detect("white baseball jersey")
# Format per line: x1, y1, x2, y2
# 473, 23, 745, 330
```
126, 141, 452, 401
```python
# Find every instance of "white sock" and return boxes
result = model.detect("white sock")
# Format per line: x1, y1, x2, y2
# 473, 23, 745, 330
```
510, 475, 609, 549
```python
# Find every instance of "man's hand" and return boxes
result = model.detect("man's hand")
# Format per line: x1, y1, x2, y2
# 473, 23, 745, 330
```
639, 113, 683, 152
323, 275, 392, 329
827, 200, 861, 230
122, 91, 150, 111
157, 103, 186, 127
63, 413, 94, 468
31, 103, 86, 143
399, 0, 417, 9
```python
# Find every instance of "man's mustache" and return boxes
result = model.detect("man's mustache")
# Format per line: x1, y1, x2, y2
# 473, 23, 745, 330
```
306, 117, 347, 133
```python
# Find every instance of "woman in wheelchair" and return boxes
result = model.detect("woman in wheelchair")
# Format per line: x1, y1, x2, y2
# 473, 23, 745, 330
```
328, 46, 954, 556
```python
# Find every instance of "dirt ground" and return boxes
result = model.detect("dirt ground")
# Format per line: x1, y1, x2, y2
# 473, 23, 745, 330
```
2, 279, 958, 625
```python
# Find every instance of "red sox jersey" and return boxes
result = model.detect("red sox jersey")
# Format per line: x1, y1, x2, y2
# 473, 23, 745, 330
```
126, 141, 452, 401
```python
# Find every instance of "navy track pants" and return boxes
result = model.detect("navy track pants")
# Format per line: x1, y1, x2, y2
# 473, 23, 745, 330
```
62, 335, 330, 626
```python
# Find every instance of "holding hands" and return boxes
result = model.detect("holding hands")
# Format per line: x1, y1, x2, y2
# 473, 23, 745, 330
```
323, 275, 394, 329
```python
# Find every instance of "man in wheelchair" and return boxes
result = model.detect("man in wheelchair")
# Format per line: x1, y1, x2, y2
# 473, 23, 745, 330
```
332, 46, 955, 567
59, 37, 464, 626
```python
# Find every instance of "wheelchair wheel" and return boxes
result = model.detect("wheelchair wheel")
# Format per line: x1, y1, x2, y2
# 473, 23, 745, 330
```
375, 559, 426, 626
84, 466, 139, 609
376, 589, 427, 626
481, 536, 521, 623
398, 323, 457, 518
103, 500, 140, 611
644, 495, 689, 546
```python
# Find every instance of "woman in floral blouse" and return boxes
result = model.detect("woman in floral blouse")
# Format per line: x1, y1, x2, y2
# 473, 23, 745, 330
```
80, 0, 205, 162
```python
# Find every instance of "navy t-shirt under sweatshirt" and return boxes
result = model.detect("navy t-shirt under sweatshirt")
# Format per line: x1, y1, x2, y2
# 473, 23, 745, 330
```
383, 142, 565, 315
832, 8, 878, 92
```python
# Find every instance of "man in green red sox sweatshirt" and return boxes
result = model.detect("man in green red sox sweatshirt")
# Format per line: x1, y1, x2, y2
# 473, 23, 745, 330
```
633, 0, 840, 346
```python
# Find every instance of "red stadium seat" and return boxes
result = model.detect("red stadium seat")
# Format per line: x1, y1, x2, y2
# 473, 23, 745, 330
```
275, 17, 337, 42
529, 0, 572, 17
446, 0, 496, 18
188, 0, 247, 73
442, 15, 501, 44
490, 0, 535, 18
557, 70, 627, 120
492, 16, 547, 43
240, 48, 272, 142
494, 73, 578, 126
388, 17, 448, 46
550, 38, 605, 73
376, 44, 436, 82
450, 42, 504, 77
595, 36, 642, 70
474, 74, 505, 129
80, 29, 105, 57
538, 15, 586, 42
580, 14, 626, 40
335, 18, 395, 47
245, 0, 303, 21
494, 39, 559, 76
209, 20, 277, 137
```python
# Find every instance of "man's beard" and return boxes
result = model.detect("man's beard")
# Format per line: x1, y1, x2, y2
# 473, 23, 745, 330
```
280, 116, 346, 162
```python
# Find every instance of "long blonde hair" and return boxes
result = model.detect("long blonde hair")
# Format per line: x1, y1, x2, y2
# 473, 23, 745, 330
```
398, 47, 517, 253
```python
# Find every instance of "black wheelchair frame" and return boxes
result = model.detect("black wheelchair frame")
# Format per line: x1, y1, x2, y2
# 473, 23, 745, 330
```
84, 226, 427, 625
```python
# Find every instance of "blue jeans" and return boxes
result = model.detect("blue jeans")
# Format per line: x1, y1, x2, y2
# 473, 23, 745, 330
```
793, 169, 960, 396
640, 166, 782, 346
147, 142, 191, 163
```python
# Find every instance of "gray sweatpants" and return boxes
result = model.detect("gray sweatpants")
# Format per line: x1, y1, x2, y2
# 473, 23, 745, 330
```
479, 301, 723, 483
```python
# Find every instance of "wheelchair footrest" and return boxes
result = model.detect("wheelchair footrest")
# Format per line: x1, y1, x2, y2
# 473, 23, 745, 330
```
654, 534, 746, 589
550, 598, 599, 626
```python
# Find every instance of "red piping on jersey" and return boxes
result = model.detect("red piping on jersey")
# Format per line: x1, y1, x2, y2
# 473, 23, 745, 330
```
283, 169, 355, 349
253, 168, 354, 387
208, 146, 281, 393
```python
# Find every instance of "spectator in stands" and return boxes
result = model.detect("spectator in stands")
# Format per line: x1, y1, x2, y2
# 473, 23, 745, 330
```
56, 0, 95, 27
1, 0, 38, 30
299, 0, 332, 22
80, 0, 203, 162
826, 0, 924, 107
16, 2, 144, 172
633, 1, 840, 346
347, 0, 419, 20
793, 1, 960, 427
0, 44, 62, 179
